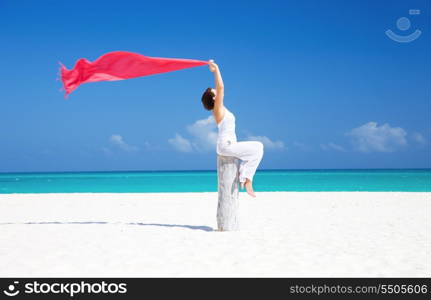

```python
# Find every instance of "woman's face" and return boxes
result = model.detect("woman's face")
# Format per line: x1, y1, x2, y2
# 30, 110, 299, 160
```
211, 88, 217, 99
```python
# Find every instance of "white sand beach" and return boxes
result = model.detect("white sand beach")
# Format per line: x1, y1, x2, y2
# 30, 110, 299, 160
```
0, 192, 430, 277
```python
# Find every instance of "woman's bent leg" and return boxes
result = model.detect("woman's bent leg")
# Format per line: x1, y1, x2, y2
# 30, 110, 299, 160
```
218, 141, 264, 183
239, 141, 264, 183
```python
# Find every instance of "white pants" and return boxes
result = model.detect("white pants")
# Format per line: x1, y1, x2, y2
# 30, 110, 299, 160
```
217, 140, 264, 183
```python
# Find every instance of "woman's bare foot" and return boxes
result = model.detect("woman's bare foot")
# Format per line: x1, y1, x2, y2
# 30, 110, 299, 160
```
244, 179, 256, 197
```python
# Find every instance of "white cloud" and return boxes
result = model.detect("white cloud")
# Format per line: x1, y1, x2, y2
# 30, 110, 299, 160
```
168, 133, 193, 153
109, 134, 139, 152
169, 116, 217, 152
246, 135, 285, 150
169, 116, 285, 152
346, 122, 407, 152
320, 142, 346, 152
411, 132, 426, 144
186, 115, 218, 151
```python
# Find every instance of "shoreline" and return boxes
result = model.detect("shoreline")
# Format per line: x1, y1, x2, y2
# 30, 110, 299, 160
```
2, 169, 431, 193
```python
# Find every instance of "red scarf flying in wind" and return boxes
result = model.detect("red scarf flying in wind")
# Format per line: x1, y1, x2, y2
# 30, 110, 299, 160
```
58, 51, 209, 99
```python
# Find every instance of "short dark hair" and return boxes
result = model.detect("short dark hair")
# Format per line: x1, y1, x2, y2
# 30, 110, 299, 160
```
201, 87, 215, 110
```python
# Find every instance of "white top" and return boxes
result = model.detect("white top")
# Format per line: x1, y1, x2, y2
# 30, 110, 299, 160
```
217, 107, 237, 145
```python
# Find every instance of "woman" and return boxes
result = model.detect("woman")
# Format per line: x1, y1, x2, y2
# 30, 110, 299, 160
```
201, 59, 264, 197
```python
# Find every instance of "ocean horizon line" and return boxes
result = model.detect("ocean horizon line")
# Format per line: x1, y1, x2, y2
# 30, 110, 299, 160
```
1, 168, 431, 175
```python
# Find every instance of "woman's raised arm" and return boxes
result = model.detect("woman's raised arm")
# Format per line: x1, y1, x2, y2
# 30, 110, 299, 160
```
209, 59, 224, 111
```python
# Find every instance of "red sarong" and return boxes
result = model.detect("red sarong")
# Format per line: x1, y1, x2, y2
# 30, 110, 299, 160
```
58, 51, 208, 99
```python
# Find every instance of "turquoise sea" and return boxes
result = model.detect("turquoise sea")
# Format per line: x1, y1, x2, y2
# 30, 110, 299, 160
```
0, 169, 431, 194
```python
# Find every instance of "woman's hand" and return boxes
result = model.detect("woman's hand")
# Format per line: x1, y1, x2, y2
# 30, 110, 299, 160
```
208, 59, 218, 72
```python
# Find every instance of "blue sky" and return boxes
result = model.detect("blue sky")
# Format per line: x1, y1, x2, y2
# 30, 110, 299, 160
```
0, 0, 430, 172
